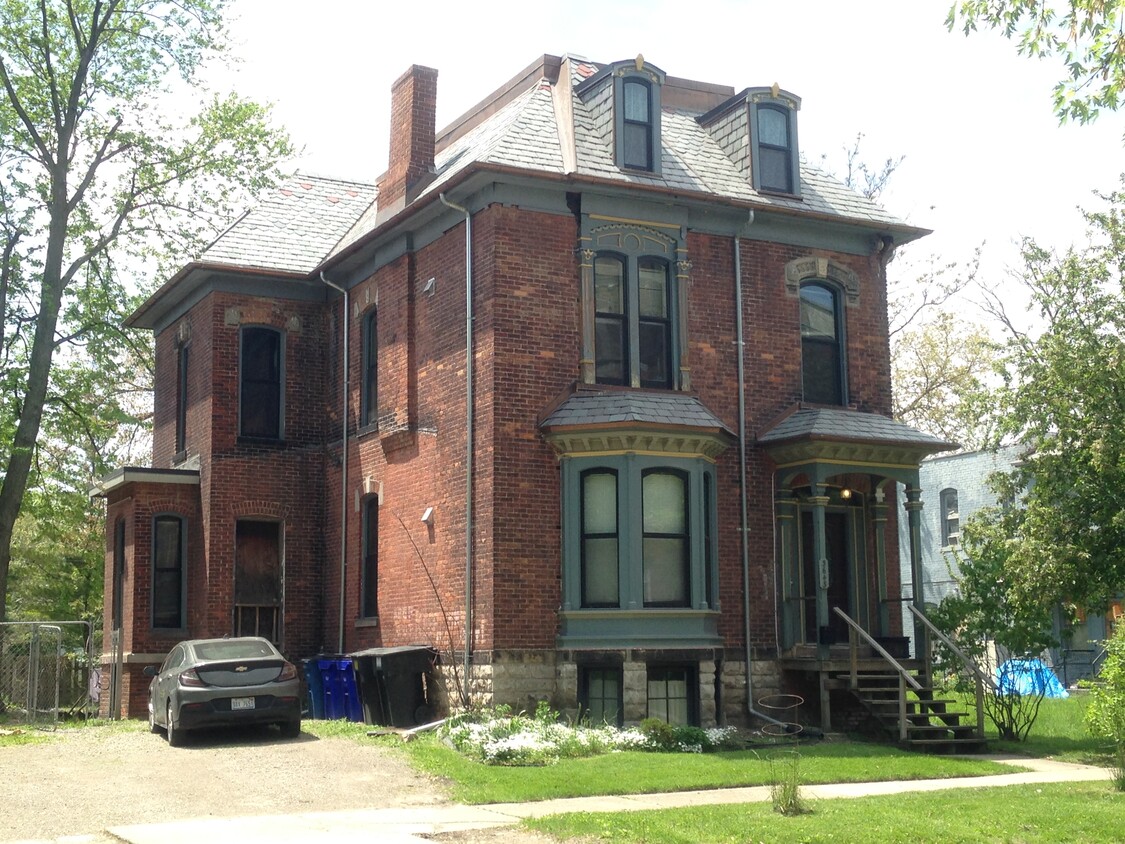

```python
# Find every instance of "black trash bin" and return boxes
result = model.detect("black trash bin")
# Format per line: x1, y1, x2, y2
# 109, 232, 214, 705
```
350, 646, 436, 727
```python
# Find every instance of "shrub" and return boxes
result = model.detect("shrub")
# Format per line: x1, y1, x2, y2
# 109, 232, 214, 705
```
1084, 624, 1125, 791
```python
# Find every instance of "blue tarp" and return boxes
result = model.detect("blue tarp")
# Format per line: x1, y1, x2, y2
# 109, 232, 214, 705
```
996, 658, 1069, 698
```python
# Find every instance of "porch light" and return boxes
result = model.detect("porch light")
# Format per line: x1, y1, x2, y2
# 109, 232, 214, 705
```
840, 487, 852, 500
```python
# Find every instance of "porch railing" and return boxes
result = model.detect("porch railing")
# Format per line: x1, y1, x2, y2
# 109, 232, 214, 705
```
908, 605, 988, 741
832, 607, 921, 741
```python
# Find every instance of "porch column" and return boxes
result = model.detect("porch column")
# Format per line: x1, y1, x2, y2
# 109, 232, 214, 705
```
872, 487, 890, 635
776, 489, 800, 649
904, 485, 929, 683
810, 486, 831, 660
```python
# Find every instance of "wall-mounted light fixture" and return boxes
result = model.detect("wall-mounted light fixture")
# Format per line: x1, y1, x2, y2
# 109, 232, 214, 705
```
840, 487, 853, 500
422, 277, 436, 296
421, 506, 434, 526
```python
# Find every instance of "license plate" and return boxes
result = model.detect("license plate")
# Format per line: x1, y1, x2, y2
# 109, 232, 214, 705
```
231, 697, 255, 710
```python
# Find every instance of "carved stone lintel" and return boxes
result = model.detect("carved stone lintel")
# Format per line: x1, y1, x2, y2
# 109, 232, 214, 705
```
784, 256, 861, 306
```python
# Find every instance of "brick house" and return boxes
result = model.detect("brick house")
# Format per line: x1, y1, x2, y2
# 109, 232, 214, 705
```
95, 54, 953, 729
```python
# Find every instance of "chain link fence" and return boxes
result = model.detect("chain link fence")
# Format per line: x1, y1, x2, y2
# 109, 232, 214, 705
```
0, 621, 97, 729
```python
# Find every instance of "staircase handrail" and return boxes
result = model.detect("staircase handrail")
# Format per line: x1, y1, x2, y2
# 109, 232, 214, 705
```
908, 604, 987, 741
832, 607, 922, 691
907, 604, 994, 690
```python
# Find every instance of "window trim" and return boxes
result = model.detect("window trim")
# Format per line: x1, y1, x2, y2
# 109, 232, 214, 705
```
748, 93, 801, 197
239, 325, 284, 441
361, 308, 378, 429
799, 280, 847, 406
151, 513, 186, 631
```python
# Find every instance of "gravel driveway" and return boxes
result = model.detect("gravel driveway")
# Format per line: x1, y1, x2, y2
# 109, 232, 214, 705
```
0, 722, 548, 843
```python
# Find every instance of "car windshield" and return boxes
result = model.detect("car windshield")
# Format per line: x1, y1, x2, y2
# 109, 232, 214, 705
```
193, 641, 275, 661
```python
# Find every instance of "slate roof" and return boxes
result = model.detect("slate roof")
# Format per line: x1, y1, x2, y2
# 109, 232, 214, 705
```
201, 174, 376, 274
757, 406, 953, 449
196, 54, 917, 274
540, 389, 733, 435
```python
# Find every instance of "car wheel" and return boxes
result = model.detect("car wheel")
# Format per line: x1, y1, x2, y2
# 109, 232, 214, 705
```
280, 719, 301, 739
166, 701, 183, 747
148, 700, 159, 734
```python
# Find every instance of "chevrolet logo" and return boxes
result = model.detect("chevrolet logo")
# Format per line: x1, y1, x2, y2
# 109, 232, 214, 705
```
235, 665, 249, 672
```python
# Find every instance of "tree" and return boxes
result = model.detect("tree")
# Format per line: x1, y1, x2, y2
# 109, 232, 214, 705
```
948, 0, 1125, 123
1085, 622, 1125, 790
0, 0, 293, 622
892, 309, 1002, 450
983, 182, 1125, 614
930, 506, 1058, 741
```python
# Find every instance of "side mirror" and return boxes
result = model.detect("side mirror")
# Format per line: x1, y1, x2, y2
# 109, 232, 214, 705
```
143, 665, 158, 677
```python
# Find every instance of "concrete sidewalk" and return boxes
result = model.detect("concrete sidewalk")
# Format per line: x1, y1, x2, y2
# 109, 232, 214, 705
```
19, 756, 1115, 844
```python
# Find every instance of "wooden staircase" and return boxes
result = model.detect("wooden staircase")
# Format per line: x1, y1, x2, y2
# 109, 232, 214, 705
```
831, 607, 988, 754
836, 667, 987, 753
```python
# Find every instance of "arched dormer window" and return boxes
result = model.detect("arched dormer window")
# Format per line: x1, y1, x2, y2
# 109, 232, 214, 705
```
748, 88, 801, 196
800, 282, 846, 406
576, 58, 665, 175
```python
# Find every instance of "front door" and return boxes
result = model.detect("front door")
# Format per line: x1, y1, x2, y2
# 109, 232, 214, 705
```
801, 510, 851, 644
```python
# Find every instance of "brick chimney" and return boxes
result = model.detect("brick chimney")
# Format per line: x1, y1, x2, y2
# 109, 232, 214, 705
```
381, 65, 438, 211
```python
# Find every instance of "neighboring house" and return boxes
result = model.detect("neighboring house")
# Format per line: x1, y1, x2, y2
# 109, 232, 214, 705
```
94, 54, 953, 728
899, 445, 1121, 684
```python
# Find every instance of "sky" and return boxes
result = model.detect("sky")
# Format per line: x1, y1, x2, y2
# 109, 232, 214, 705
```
217, 0, 1125, 319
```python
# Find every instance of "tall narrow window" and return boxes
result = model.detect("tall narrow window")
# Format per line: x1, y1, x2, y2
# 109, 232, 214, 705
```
152, 515, 184, 629
240, 327, 282, 439
703, 474, 714, 608
362, 496, 379, 618
756, 105, 794, 193
940, 488, 960, 548
361, 310, 378, 428
234, 520, 281, 642
622, 78, 654, 170
800, 283, 845, 405
638, 259, 672, 388
594, 256, 628, 385
582, 470, 619, 607
175, 343, 189, 455
642, 469, 689, 607
113, 517, 126, 630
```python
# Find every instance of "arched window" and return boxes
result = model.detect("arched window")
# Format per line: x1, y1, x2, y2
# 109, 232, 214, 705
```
594, 255, 628, 386
800, 282, 845, 405
622, 78, 655, 171
756, 104, 795, 193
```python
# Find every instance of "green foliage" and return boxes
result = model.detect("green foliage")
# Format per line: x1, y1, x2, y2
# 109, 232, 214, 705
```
931, 507, 1057, 741
766, 749, 811, 816
1085, 624, 1125, 789
0, 0, 293, 620
948, 0, 1125, 123
983, 184, 1125, 613
892, 309, 1003, 450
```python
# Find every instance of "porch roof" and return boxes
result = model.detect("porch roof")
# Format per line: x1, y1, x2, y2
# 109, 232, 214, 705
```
757, 405, 956, 485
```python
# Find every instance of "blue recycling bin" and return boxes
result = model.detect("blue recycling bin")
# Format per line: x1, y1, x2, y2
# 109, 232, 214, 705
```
318, 658, 363, 721
303, 659, 325, 719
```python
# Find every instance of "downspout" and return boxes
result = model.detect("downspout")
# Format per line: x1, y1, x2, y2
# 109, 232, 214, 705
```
439, 192, 474, 697
734, 213, 786, 729
321, 271, 349, 654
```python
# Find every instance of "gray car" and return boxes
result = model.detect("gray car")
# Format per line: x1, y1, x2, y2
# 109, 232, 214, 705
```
146, 637, 302, 746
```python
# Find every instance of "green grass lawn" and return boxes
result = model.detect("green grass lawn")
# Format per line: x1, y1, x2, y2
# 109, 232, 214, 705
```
527, 781, 1125, 843
401, 734, 1020, 804
980, 694, 1115, 765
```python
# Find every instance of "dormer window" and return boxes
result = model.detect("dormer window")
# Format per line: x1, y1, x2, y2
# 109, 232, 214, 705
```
576, 58, 665, 176
748, 88, 801, 196
622, 79, 654, 170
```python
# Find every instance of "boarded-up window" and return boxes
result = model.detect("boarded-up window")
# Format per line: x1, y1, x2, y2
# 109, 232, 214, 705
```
235, 520, 281, 641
